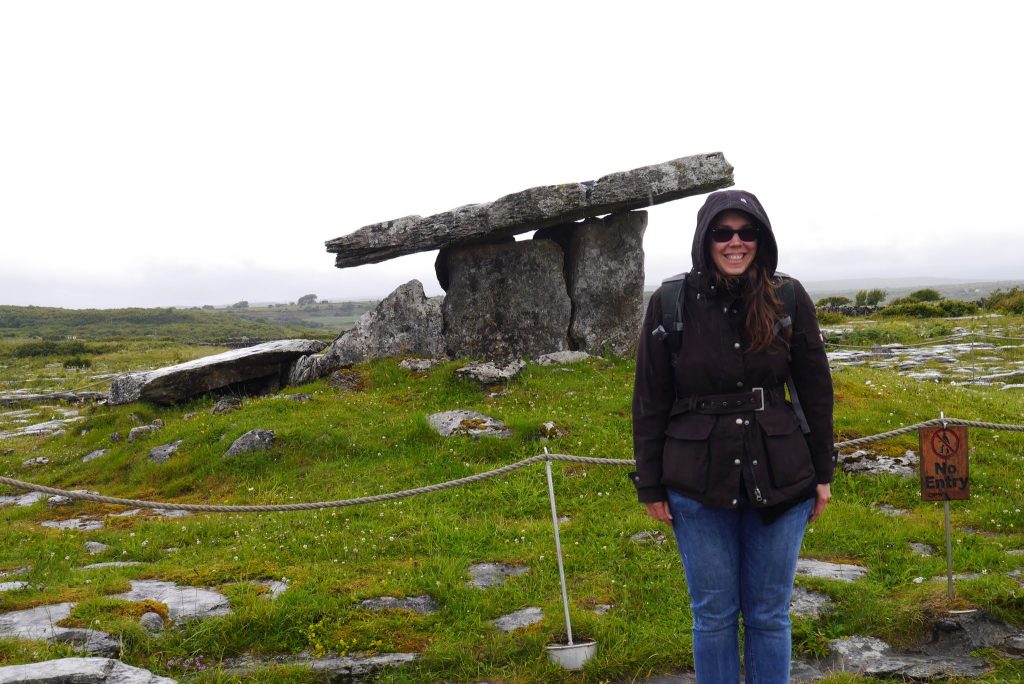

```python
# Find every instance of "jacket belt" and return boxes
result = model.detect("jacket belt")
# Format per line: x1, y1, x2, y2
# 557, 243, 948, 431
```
675, 385, 785, 415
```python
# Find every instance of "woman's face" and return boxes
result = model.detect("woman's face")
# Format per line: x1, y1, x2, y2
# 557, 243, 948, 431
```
709, 210, 758, 277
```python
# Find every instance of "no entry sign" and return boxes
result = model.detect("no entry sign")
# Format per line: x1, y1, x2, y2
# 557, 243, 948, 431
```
920, 426, 969, 501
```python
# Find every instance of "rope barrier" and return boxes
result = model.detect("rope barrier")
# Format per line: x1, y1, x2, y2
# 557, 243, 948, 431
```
2, 418, 1023, 514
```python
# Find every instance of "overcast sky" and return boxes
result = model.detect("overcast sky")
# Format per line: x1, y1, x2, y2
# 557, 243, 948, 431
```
1, 1, 1022, 308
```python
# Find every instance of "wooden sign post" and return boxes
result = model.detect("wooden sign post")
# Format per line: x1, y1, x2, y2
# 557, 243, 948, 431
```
920, 419, 969, 600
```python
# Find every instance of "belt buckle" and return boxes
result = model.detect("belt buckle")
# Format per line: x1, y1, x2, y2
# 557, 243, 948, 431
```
753, 387, 765, 411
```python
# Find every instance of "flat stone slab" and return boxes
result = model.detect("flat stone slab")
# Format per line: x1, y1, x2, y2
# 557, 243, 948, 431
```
81, 449, 107, 463
41, 518, 104, 531
108, 339, 326, 405
0, 390, 107, 408
0, 491, 45, 507
790, 586, 834, 619
427, 410, 510, 438
148, 440, 182, 463
455, 360, 526, 384
221, 652, 417, 680
0, 603, 118, 656
81, 562, 143, 570
111, 580, 230, 623
492, 606, 543, 632
536, 351, 593, 366
326, 152, 733, 267
0, 417, 83, 440
84, 541, 110, 555
0, 658, 176, 684
796, 559, 867, 582
911, 542, 937, 556
360, 595, 439, 614
827, 635, 989, 679
467, 562, 528, 588
0, 582, 28, 592
399, 358, 443, 371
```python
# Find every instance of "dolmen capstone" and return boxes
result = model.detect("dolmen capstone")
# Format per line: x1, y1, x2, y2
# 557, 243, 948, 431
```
306, 153, 733, 371
108, 339, 325, 405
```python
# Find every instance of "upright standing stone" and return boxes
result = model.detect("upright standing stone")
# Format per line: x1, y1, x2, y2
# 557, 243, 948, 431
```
565, 211, 646, 354
289, 280, 444, 384
443, 241, 571, 359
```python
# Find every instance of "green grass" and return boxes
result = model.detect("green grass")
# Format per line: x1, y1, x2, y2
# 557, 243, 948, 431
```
0, 316, 1022, 682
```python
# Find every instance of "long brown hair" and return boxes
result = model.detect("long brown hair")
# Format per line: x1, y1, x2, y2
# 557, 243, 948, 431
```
710, 243, 786, 353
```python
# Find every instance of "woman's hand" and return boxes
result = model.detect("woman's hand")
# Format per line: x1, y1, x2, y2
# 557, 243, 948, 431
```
645, 501, 673, 524
808, 483, 831, 523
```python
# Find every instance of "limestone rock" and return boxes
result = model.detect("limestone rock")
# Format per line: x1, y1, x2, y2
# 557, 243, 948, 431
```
630, 530, 668, 545
467, 562, 528, 588
148, 440, 182, 464
0, 582, 28, 592
22, 457, 49, 467
443, 240, 571, 359
127, 424, 160, 442
427, 410, 510, 438
84, 541, 110, 555
221, 652, 417, 680
139, 612, 164, 634
0, 603, 119, 657
455, 360, 525, 384
0, 491, 45, 507
790, 586, 834, 618
563, 211, 647, 354
0, 658, 176, 684
224, 430, 275, 457
326, 153, 733, 267
108, 339, 326, 405
212, 397, 242, 414
289, 280, 443, 384
398, 358, 442, 371
111, 580, 230, 623
837, 449, 918, 477
81, 449, 107, 463
826, 634, 989, 679
360, 595, 439, 614
535, 351, 593, 366
41, 518, 103, 531
492, 606, 543, 632
796, 558, 867, 582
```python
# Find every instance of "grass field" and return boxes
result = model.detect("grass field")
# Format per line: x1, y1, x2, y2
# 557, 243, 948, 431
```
0, 313, 1022, 682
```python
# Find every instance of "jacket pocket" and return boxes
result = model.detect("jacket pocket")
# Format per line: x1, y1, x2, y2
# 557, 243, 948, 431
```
662, 413, 715, 495
757, 409, 814, 488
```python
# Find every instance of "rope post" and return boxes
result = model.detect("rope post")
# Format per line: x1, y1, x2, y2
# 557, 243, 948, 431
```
544, 449, 574, 645
940, 411, 955, 602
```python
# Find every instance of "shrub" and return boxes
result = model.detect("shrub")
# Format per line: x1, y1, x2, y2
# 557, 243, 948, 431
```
63, 356, 92, 369
13, 340, 93, 357
816, 296, 852, 307
878, 300, 978, 318
854, 289, 887, 306
985, 288, 1024, 315
891, 288, 944, 306
816, 311, 845, 325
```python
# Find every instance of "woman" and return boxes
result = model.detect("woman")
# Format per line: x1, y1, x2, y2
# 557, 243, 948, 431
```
631, 189, 835, 683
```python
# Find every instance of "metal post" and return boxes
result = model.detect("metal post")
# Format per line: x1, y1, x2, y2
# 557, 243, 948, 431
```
545, 455, 574, 644
944, 499, 955, 600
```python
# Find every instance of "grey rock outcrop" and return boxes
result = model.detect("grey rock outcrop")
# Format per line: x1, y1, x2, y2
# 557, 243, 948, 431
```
148, 440, 182, 464
443, 240, 571, 359
84, 541, 110, 555
289, 280, 443, 384
467, 562, 528, 588
0, 658, 176, 684
796, 558, 868, 582
427, 410, 510, 438
492, 606, 543, 632
535, 351, 592, 366
360, 595, 439, 614
139, 612, 164, 634
224, 429, 275, 457
111, 580, 230, 623
81, 449, 107, 463
221, 652, 417, 681
0, 604, 118, 657
109, 339, 325, 405
326, 153, 733, 267
455, 360, 526, 385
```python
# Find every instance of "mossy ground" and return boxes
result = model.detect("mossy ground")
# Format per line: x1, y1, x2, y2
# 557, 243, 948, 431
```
0, 315, 1022, 682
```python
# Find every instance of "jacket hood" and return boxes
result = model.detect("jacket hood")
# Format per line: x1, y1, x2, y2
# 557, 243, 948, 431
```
690, 189, 778, 277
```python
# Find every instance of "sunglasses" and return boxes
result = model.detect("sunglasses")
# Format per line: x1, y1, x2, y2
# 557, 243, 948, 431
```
710, 226, 759, 243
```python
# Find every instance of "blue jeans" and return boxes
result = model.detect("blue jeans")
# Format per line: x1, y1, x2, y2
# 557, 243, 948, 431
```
666, 489, 813, 684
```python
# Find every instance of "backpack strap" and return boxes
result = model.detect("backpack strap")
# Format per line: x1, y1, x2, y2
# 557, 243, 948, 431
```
773, 274, 811, 435
654, 272, 687, 368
